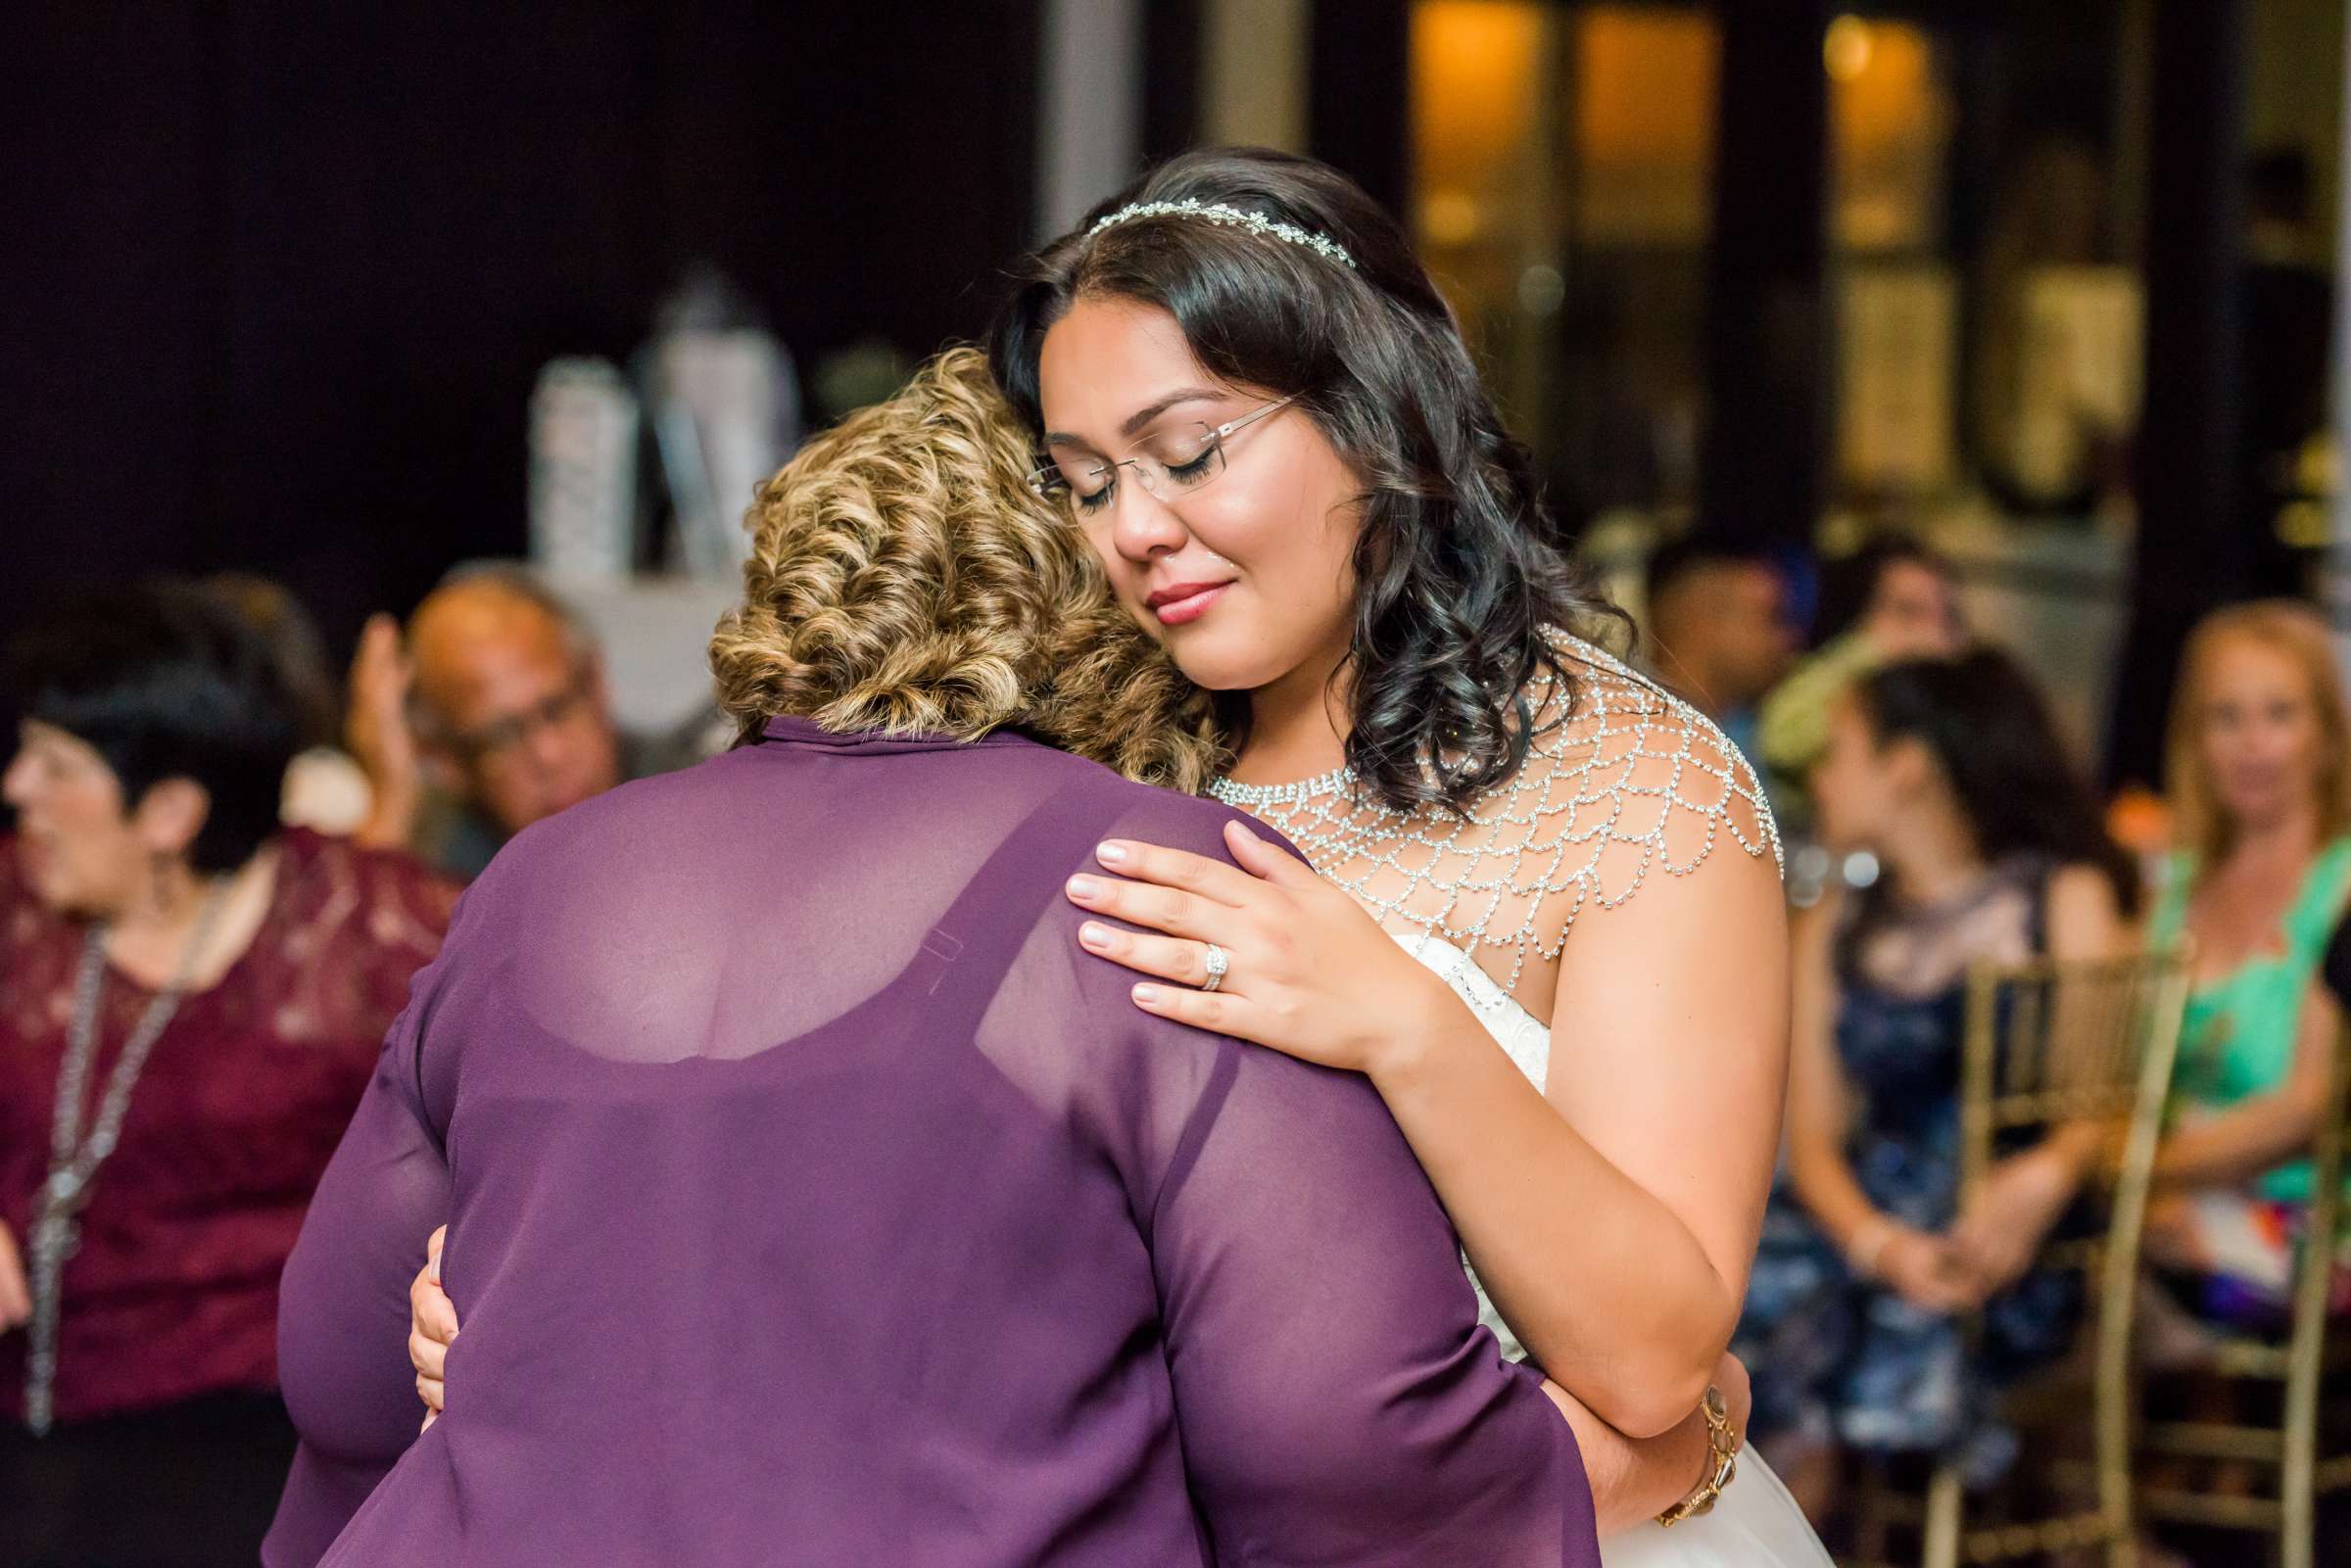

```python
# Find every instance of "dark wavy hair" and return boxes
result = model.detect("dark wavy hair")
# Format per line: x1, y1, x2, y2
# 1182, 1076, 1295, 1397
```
987, 147, 1623, 816
9, 579, 302, 874
1850, 647, 2139, 919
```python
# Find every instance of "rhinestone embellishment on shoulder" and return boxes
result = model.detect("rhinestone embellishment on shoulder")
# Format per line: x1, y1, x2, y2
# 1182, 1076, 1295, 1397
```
1209, 636, 1783, 1000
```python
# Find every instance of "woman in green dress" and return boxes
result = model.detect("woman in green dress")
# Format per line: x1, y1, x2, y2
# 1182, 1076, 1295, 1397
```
2145, 600, 2351, 1331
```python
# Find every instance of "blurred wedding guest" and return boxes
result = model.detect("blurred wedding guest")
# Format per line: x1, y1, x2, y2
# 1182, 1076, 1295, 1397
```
1734, 649, 2136, 1518
1758, 536, 1967, 824
205, 573, 374, 835
349, 566, 701, 881
1814, 535, 1966, 659
2143, 601, 2351, 1333
0, 581, 456, 1568
1641, 536, 1797, 761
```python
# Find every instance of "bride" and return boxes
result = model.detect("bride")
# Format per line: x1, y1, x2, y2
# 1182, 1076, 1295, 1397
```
410, 151, 1832, 1564
985, 147, 1827, 1568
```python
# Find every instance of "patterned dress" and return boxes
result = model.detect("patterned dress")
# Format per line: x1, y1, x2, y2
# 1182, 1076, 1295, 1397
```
1734, 855, 2083, 1483
0, 829, 456, 1566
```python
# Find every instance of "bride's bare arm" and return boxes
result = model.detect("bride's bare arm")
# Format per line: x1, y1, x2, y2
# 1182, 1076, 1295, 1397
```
1378, 832, 1787, 1436
1067, 704, 1787, 1440
1550, 1354, 1751, 1536
1077, 818, 1785, 1438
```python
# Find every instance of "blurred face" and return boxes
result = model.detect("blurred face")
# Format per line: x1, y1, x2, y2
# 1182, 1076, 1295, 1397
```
1034, 296, 1363, 696
4, 722, 150, 917
417, 626, 621, 836
1715, 565, 1797, 704
1655, 563, 1794, 711
1863, 559, 1964, 658
1808, 696, 1910, 852
2194, 635, 2329, 835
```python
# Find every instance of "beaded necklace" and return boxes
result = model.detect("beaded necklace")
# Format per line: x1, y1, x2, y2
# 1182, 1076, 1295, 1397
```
25, 884, 229, 1434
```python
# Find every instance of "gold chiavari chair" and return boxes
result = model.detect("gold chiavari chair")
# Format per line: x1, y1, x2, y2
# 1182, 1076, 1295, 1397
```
2137, 1022, 2351, 1568
1850, 946, 2190, 1568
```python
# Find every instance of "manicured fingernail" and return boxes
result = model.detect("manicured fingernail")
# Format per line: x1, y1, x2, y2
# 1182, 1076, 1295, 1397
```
1067, 876, 1103, 899
1080, 922, 1113, 950
1095, 841, 1128, 865
1132, 984, 1162, 1005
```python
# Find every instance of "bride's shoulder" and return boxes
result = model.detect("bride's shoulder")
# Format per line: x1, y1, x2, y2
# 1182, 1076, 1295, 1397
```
1494, 632, 1783, 927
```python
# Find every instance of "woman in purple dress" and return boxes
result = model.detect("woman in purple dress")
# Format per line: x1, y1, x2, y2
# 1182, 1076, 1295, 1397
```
267, 350, 1734, 1567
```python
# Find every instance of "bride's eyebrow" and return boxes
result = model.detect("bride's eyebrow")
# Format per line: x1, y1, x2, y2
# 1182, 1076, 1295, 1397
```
1043, 387, 1225, 451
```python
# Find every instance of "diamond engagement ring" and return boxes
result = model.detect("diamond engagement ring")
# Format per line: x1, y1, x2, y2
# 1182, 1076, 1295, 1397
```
1199, 943, 1230, 994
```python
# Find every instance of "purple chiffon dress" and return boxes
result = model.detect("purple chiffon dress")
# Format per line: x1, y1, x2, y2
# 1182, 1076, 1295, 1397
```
264, 718, 1599, 1567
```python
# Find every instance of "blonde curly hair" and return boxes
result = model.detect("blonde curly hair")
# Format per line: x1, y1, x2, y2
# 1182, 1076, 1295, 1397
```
709, 347, 1223, 790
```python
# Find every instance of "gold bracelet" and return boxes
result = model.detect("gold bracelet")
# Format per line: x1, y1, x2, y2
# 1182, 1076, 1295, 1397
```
1655, 1385, 1742, 1529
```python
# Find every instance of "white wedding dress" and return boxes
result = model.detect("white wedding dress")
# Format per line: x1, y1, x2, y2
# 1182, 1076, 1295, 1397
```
1396, 933, 1834, 1568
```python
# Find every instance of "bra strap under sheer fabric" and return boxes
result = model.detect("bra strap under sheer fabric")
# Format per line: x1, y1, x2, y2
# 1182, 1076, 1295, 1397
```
884, 783, 1130, 1043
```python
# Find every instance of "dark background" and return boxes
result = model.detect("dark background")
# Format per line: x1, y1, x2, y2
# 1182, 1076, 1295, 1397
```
0, 0, 2329, 785
0, 2, 1041, 657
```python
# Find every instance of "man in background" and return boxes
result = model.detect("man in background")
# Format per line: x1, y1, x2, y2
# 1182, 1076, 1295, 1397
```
351, 567, 681, 880
1755, 534, 1968, 827
1641, 536, 1797, 763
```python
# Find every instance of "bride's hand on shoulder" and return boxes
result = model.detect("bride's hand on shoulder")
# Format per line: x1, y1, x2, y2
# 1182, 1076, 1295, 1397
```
1065, 818, 1455, 1076
409, 1225, 458, 1430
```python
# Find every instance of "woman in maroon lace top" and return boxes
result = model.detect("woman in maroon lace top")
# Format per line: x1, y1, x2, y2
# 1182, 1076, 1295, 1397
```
0, 582, 456, 1568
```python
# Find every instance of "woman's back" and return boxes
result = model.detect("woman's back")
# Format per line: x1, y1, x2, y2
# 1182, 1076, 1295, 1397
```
269, 719, 1596, 1568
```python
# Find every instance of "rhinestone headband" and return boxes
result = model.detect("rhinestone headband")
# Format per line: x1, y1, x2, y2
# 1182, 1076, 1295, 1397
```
1087, 197, 1357, 269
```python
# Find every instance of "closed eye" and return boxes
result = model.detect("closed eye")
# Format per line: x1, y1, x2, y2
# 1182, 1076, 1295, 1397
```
1163, 449, 1217, 484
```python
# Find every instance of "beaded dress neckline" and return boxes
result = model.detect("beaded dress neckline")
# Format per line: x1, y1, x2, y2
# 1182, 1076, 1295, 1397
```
1211, 635, 1782, 1004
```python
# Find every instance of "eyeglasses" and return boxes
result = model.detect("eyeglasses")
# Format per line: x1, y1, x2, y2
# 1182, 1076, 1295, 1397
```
443, 667, 595, 766
1027, 395, 1297, 522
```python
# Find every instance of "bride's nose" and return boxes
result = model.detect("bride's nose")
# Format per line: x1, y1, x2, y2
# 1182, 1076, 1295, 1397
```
1110, 485, 1189, 562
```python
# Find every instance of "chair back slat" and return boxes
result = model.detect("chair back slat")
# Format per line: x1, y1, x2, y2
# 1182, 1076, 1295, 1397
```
1920, 945, 2193, 1568
2140, 1022, 2351, 1568
1961, 951, 2190, 1206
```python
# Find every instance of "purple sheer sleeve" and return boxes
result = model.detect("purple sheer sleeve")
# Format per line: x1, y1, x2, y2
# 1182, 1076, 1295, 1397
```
1081, 799, 1597, 1566
263, 899, 467, 1568
1149, 1046, 1593, 1562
